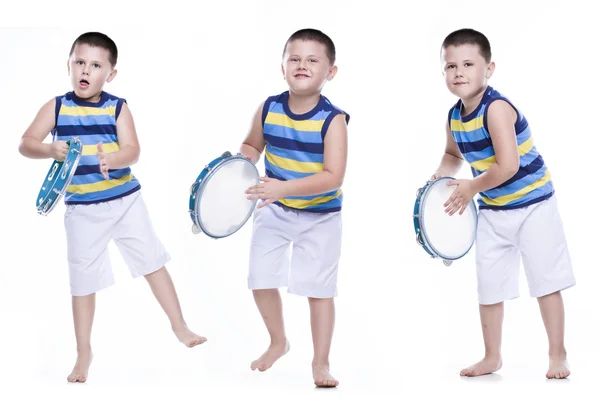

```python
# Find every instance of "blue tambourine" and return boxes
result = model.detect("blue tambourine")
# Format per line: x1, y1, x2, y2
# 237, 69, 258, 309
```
413, 177, 478, 266
36, 137, 82, 216
189, 151, 260, 238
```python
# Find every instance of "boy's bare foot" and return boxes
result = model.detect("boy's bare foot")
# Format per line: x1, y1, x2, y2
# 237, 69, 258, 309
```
67, 350, 93, 383
250, 340, 290, 372
174, 326, 207, 348
547, 355, 570, 379
460, 356, 502, 377
313, 364, 338, 387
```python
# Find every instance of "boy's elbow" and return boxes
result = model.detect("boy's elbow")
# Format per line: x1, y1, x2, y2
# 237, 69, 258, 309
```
18, 138, 29, 156
332, 174, 344, 190
504, 161, 519, 177
323, 168, 344, 190
130, 146, 141, 164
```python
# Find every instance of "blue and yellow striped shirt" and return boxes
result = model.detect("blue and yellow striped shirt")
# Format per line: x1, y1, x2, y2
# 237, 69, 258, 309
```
52, 91, 141, 205
262, 91, 349, 213
449, 86, 554, 210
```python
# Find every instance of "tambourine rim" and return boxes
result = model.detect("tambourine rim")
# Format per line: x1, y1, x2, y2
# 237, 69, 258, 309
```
191, 155, 259, 239
416, 177, 478, 261
36, 137, 83, 215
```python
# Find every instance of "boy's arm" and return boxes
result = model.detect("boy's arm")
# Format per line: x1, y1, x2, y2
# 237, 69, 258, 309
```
444, 100, 520, 215
284, 113, 347, 195
240, 101, 266, 164
19, 98, 69, 160
432, 122, 464, 179
97, 103, 140, 178
246, 113, 348, 208
470, 100, 520, 193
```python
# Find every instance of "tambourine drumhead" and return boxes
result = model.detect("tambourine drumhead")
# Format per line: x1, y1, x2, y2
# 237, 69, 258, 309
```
196, 158, 259, 237
420, 178, 477, 259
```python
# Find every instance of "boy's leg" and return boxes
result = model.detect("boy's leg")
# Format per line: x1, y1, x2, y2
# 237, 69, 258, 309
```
68, 294, 95, 383
519, 196, 574, 379
250, 289, 290, 371
460, 302, 504, 376
289, 210, 342, 386
65, 203, 115, 383
145, 267, 206, 347
112, 192, 205, 347
248, 205, 294, 371
462, 209, 520, 376
537, 291, 569, 379
308, 297, 337, 387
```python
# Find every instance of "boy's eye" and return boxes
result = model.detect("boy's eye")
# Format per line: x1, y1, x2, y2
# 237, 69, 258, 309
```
446, 65, 455, 69
93, 63, 101, 68
309, 59, 318, 63
465, 63, 473, 67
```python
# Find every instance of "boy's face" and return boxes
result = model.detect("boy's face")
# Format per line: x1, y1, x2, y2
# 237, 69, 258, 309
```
441, 44, 494, 100
67, 43, 117, 101
282, 39, 337, 96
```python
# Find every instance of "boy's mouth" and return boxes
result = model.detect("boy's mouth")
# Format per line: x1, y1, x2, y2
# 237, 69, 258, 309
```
294, 74, 310, 79
79, 79, 89, 88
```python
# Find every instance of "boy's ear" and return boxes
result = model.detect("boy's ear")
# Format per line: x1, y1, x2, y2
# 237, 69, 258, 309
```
106, 69, 118, 83
486, 61, 496, 79
327, 65, 338, 81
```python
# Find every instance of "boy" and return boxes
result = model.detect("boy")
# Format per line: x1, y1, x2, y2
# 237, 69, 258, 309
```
241, 28, 349, 387
18, 32, 206, 383
432, 28, 575, 379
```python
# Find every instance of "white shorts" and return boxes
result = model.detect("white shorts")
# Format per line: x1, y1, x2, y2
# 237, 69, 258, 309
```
476, 195, 575, 305
64, 191, 170, 296
248, 203, 342, 298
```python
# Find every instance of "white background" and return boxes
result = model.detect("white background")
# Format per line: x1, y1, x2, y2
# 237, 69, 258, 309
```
1, 1, 598, 401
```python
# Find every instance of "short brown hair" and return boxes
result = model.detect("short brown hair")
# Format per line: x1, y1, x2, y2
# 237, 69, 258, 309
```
69, 32, 118, 68
283, 28, 336, 65
442, 28, 491, 63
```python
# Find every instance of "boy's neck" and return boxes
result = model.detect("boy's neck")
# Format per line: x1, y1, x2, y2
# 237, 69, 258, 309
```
287, 91, 321, 115
73, 90, 104, 104
460, 85, 487, 116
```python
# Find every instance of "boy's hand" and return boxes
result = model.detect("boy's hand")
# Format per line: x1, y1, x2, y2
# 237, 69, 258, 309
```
444, 179, 476, 216
50, 141, 69, 161
97, 142, 111, 180
431, 170, 452, 180
246, 177, 289, 208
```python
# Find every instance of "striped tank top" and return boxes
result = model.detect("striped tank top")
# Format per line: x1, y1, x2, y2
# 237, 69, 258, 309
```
52, 91, 141, 205
262, 91, 349, 213
448, 86, 554, 210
